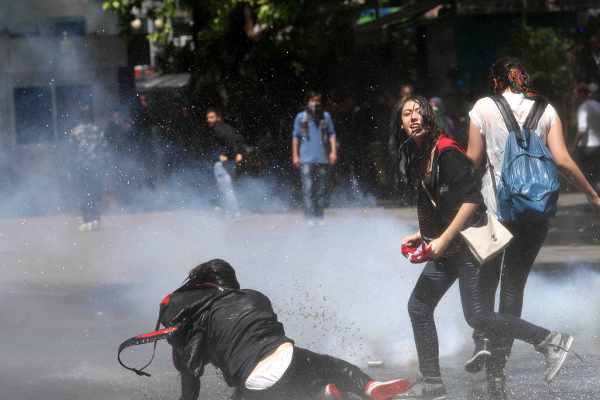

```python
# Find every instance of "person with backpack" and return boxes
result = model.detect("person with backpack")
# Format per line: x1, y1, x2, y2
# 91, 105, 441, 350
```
397, 95, 574, 400
118, 259, 411, 400
292, 91, 338, 225
465, 57, 600, 399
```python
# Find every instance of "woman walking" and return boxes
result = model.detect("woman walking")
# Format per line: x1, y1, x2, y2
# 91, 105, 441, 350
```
464, 57, 600, 398
396, 95, 573, 400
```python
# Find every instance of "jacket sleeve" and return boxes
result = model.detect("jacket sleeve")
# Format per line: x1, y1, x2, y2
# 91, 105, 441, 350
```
174, 346, 202, 400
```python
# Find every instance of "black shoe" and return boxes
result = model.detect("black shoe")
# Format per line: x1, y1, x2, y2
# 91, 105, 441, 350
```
392, 376, 447, 399
465, 338, 491, 374
486, 373, 507, 400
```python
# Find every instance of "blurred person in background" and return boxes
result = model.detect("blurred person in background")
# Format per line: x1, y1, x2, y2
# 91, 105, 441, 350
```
68, 104, 108, 232
206, 108, 247, 217
574, 82, 600, 191
429, 97, 457, 140
292, 91, 337, 225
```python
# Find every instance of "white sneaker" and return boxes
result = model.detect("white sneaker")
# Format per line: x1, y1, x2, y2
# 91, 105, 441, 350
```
78, 222, 93, 232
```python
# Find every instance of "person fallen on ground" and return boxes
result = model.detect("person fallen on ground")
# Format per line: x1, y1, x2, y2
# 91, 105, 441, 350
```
130, 259, 410, 400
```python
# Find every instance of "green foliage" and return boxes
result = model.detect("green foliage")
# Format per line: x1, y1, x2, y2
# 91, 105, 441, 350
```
510, 24, 575, 104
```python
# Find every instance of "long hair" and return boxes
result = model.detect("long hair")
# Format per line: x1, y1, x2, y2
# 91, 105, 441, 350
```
490, 57, 537, 98
395, 95, 440, 185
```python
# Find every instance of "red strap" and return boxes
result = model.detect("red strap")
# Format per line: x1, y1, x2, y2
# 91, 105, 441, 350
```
436, 133, 464, 154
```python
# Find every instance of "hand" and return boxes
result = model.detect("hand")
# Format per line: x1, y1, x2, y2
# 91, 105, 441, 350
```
292, 155, 300, 169
235, 153, 243, 163
428, 236, 450, 259
329, 152, 337, 165
219, 154, 228, 162
401, 232, 421, 247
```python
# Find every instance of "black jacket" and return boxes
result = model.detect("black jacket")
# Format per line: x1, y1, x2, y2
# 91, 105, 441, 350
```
417, 148, 484, 253
160, 287, 292, 388
207, 122, 246, 161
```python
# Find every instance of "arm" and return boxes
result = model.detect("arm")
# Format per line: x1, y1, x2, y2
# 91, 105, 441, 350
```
328, 135, 337, 165
466, 120, 485, 169
429, 202, 479, 259
326, 113, 337, 165
546, 115, 600, 208
292, 137, 300, 168
173, 347, 201, 400
291, 115, 302, 168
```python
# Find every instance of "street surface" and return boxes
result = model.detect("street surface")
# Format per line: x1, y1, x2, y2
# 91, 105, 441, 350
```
0, 193, 598, 400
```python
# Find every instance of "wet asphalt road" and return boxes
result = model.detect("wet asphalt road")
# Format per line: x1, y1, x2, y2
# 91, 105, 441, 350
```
0, 204, 598, 400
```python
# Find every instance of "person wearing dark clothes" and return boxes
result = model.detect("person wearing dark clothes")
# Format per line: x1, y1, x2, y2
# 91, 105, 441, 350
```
206, 109, 247, 216
396, 96, 573, 400
158, 259, 410, 400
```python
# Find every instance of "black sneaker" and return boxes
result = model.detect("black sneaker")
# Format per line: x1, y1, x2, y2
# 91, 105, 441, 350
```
392, 376, 447, 400
465, 338, 491, 374
486, 373, 508, 400
535, 332, 574, 382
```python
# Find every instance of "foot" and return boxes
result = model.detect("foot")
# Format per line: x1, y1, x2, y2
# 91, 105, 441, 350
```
323, 384, 343, 400
487, 373, 508, 400
78, 222, 93, 232
90, 219, 100, 231
386, 376, 446, 400
465, 338, 491, 374
365, 378, 411, 400
535, 332, 574, 382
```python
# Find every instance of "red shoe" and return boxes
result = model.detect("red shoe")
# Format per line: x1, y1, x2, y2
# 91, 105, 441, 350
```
365, 378, 411, 400
324, 384, 343, 400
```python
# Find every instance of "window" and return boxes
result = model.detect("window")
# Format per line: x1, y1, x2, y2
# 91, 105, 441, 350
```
14, 87, 53, 144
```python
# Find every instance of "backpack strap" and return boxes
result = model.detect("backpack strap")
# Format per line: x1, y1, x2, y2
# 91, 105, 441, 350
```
523, 97, 548, 131
490, 95, 523, 142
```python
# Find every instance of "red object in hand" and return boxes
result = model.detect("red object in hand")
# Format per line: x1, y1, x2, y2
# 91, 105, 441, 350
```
401, 240, 432, 263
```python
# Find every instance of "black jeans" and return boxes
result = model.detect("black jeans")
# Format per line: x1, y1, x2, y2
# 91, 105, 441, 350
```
408, 245, 550, 378
475, 217, 550, 373
240, 347, 371, 400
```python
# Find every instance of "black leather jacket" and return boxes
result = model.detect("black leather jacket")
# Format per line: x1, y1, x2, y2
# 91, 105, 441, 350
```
160, 287, 292, 388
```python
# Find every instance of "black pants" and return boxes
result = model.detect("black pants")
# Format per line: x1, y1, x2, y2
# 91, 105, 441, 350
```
79, 168, 103, 222
240, 347, 371, 400
408, 245, 550, 378
475, 217, 550, 373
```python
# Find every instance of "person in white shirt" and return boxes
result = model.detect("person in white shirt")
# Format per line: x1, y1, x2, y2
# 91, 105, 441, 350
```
465, 57, 600, 400
575, 83, 600, 190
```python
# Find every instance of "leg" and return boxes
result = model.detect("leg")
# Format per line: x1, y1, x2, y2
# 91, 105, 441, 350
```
214, 161, 240, 214
457, 250, 550, 346
408, 260, 457, 378
300, 164, 315, 218
314, 164, 330, 218
260, 347, 408, 400
488, 218, 549, 372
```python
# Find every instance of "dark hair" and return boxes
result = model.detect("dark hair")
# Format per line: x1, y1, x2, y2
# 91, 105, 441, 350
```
181, 258, 240, 290
393, 95, 440, 186
206, 107, 222, 117
305, 90, 322, 102
490, 57, 536, 98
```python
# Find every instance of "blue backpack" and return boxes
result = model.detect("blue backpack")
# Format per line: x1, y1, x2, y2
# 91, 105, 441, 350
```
491, 95, 560, 221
